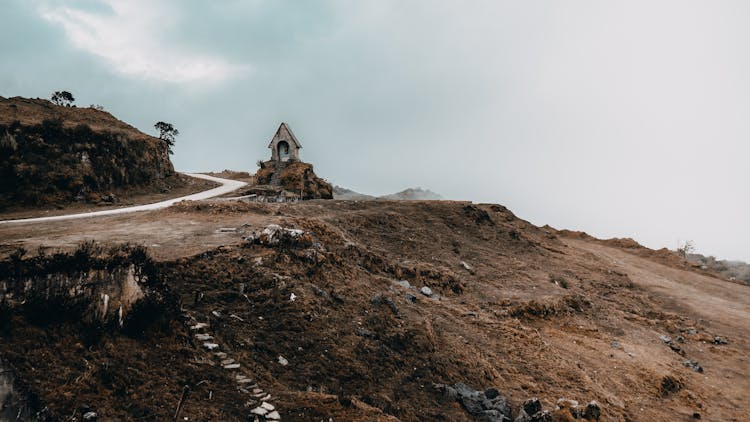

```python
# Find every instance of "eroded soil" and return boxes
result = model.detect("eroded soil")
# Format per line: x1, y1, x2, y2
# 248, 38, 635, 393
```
0, 200, 748, 421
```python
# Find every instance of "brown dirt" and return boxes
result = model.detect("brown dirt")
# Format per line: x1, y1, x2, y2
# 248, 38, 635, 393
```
1, 200, 748, 421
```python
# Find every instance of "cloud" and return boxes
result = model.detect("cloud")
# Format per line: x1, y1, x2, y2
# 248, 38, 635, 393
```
38, 0, 249, 83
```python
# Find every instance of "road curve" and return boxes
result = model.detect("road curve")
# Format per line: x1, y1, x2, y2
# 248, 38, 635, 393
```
0, 173, 247, 225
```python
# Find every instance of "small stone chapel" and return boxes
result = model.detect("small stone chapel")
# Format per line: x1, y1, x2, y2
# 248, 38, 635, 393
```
268, 122, 301, 163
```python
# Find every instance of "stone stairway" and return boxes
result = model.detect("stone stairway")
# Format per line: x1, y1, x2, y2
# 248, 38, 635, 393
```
186, 316, 281, 421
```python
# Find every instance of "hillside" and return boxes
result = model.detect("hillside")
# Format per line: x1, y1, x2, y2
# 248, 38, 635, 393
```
0, 96, 183, 210
1, 199, 748, 420
254, 161, 333, 200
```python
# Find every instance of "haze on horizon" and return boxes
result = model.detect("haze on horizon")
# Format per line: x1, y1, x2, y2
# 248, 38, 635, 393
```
1, 0, 748, 262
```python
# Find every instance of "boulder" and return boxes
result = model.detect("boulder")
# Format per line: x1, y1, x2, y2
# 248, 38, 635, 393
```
438, 383, 511, 421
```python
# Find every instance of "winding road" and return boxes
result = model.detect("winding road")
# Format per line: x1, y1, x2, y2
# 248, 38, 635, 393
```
0, 173, 247, 225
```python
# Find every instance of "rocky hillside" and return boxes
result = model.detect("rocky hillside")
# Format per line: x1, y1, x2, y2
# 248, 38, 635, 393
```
0, 96, 176, 209
2, 199, 747, 420
255, 161, 332, 200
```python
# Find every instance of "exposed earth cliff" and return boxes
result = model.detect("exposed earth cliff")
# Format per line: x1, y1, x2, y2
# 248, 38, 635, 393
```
0, 97, 180, 210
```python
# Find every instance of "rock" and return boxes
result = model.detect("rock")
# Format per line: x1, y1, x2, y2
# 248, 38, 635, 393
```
676, 336, 685, 343
556, 398, 580, 418
266, 410, 281, 420
523, 397, 542, 416
420, 286, 433, 296
250, 406, 268, 416
356, 328, 376, 338
82, 411, 97, 421
687, 328, 697, 335
514, 410, 531, 422
405, 293, 418, 304
683, 359, 704, 373
290, 293, 297, 302
659, 334, 683, 354
212, 310, 222, 317
395, 280, 411, 288
438, 383, 511, 421
583, 401, 601, 421
713, 336, 728, 345
215, 352, 228, 359
515, 398, 551, 422
278, 355, 289, 366
516, 409, 553, 422
221, 358, 235, 365
191, 322, 209, 330
370, 294, 399, 315
460, 261, 476, 274
245, 224, 310, 247
610, 341, 621, 349
261, 402, 275, 411
195, 333, 213, 341
203, 342, 219, 350
224, 363, 240, 369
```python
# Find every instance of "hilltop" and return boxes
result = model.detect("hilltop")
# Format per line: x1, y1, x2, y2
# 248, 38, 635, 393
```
0, 96, 209, 213
1, 199, 748, 421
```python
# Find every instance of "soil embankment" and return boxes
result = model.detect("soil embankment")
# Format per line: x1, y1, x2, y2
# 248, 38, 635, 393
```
0, 97, 184, 212
0, 200, 748, 420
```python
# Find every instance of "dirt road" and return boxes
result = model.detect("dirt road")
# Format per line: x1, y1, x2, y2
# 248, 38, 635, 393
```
0, 173, 246, 225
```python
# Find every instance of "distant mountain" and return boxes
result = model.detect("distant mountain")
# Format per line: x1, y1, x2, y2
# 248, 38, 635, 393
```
333, 185, 442, 201
333, 185, 375, 200
378, 187, 443, 201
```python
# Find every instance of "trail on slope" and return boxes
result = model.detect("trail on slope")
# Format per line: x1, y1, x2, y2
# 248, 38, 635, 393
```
0, 173, 246, 225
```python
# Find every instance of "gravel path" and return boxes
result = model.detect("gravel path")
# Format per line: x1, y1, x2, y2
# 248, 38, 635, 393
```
0, 173, 246, 225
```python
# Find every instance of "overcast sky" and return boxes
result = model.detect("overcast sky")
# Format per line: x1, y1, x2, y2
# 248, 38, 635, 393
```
1, 0, 748, 261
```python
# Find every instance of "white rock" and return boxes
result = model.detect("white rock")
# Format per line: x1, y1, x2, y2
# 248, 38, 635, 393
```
290, 293, 297, 302
195, 334, 213, 341
266, 410, 281, 420
261, 402, 275, 411
420, 286, 433, 296
191, 323, 209, 330
250, 407, 268, 416
221, 358, 235, 365
203, 342, 219, 350
224, 363, 241, 369
277, 355, 289, 366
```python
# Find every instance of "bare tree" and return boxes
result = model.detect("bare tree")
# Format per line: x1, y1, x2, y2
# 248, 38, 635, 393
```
677, 240, 695, 258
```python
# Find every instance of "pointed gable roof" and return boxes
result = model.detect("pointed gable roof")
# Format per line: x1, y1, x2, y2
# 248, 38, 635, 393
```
268, 122, 302, 149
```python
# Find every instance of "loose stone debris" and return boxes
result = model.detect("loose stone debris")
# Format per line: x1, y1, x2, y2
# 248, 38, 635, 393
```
184, 314, 281, 421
